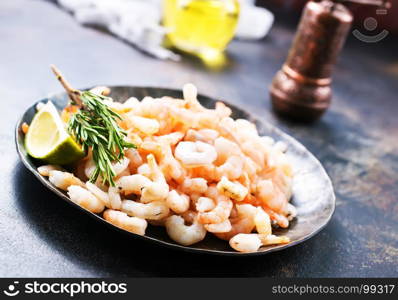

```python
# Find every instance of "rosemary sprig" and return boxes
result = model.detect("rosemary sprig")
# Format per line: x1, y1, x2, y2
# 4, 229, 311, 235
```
50, 65, 135, 186
68, 91, 136, 186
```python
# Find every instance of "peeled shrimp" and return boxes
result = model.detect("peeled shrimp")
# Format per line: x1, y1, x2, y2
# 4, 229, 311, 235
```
189, 192, 201, 204
49, 170, 84, 191
254, 207, 271, 235
156, 132, 185, 146
195, 197, 215, 213
111, 157, 130, 177
229, 233, 262, 253
262, 206, 290, 229
259, 234, 290, 246
184, 129, 219, 143
89, 86, 110, 96
108, 186, 122, 210
121, 200, 169, 220
166, 190, 190, 214
160, 144, 185, 182
214, 204, 257, 241
125, 131, 143, 147
124, 149, 143, 173
103, 209, 147, 235
217, 176, 248, 202
86, 181, 110, 207
38, 165, 63, 177
216, 155, 244, 180
140, 154, 169, 203
145, 154, 167, 186
241, 141, 265, 167
67, 185, 105, 213
204, 219, 232, 233
137, 163, 151, 178
128, 116, 160, 135
182, 84, 231, 121
146, 133, 186, 182
198, 186, 233, 224
84, 158, 96, 179
165, 215, 207, 246
174, 141, 217, 166
285, 203, 297, 221
214, 137, 241, 165
256, 179, 287, 213
85, 156, 129, 180
116, 174, 152, 195
214, 101, 232, 119
183, 83, 201, 110
229, 233, 290, 253
181, 178, 208, 194
187, 164, 218, 182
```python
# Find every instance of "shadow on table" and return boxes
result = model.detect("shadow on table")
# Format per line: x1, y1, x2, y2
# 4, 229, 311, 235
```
13, 162, 338, 277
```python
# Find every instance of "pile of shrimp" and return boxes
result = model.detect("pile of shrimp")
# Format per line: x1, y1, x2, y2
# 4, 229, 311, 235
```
37, 84, 296, 253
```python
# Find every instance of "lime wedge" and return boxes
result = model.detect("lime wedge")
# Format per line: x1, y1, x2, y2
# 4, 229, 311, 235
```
25, 101, 85, 165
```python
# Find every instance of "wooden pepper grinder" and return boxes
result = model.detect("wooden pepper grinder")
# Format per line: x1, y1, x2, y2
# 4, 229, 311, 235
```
270, 0, 353, 121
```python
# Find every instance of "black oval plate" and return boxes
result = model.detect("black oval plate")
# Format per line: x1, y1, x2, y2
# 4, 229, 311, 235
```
15, 86, 335, 256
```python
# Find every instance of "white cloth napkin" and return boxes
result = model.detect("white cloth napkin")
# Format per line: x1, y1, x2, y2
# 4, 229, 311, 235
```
57, 0, 274, 60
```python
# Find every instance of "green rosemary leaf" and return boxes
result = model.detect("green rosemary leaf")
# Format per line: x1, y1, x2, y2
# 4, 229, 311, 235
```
67, 91, 135, 186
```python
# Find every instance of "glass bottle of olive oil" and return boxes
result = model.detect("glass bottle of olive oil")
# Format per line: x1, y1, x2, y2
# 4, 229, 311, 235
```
163, 0, 240, 60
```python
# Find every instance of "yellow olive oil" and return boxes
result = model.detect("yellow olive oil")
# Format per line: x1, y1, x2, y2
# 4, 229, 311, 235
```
163, 0, 240, 59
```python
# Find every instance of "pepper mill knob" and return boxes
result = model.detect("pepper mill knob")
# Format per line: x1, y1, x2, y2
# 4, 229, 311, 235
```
270, 0, 353, 121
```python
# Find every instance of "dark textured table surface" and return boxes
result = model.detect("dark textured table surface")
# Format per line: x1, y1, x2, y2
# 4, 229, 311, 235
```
1, 0, 397, 277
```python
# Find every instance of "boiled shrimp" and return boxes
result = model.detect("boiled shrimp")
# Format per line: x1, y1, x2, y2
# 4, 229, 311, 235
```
116, 174, 152, 195
254, 207, 271, 235
166, 190, 190, 214
198, 186, 233, 224
49, 170, 84, 191
111, 157, 130, 177
124, 149, 143, 174
184, 129, 219, 144
256, 179, 287, 214
195, 197, 215, 213
165, 215, 207, 246
67, 185, 105, 213
259, 234, 290, 246
103, 209, 147, 235
175, 141, 217, 166
86, 181, 110, 207
229, 233, 290, 253
229, 233, 262, 253
140, 154, 169, 203
37, 165, 63, 176
214, 204, 257, 241
121, 200, 169, 220
215, 155, 244, 180
216, 176, 248, 202
204, 219, 232, 233
128, 116, 160, 135
214, 137, 241, 165
181, 178, 208, 194
108, 186, 122, 210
